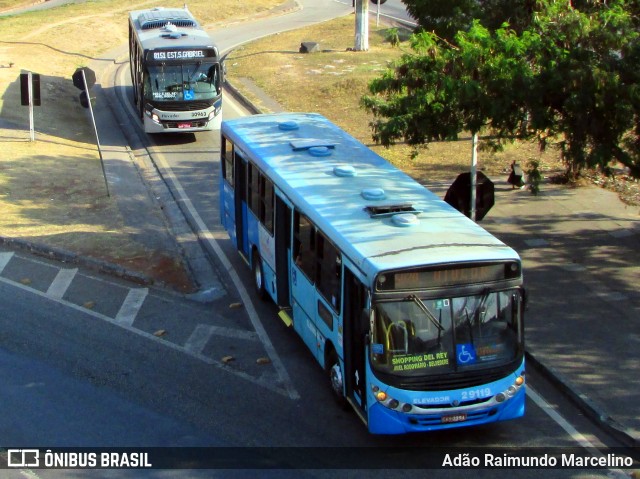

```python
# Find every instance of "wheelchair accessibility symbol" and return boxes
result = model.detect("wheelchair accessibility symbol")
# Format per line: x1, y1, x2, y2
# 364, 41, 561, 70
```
183, 89, 195, 100
456, 344, 477, 365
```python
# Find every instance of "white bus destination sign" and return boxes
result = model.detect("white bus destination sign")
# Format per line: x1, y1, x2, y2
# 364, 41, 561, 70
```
148, 49, 215, 61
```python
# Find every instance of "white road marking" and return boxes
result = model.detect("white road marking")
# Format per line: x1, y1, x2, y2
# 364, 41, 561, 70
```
184, 324, 217, 354
185, 324, 259, 354
0, 274, 290, 397
0, 252, 14, 274
116, 64, 300, 400
115, 287, 148, 326
527, 386, 630, 478
46, 268, 78, 299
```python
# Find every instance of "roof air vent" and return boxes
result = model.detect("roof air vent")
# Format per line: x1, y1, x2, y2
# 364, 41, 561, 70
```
365, 203, 421, 218
392, 213, 420, 227
333, 165, 356, 177
361, 188, 386, 201
309, 146, 332, 157
279, 121, 299, 131
163, 22, 178, 32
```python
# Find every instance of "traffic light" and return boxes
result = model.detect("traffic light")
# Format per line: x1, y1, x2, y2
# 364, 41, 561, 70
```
20, 73, 41, 106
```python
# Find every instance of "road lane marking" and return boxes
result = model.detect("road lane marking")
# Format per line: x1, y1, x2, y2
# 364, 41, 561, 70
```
185, 324, 260, 354
0, 252, 14, 274
0, 274, 291, 397
115, 287, 148, 326
527, 386, 629, 479
115, 61, 299, 400
46, 268, 78, 299
184, 324, 217, 354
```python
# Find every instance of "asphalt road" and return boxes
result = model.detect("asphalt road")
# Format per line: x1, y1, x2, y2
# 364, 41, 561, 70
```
0, 0, 636, 477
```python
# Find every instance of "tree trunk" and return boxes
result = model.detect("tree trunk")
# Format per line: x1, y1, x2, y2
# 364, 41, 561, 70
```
354, 0, 369, 51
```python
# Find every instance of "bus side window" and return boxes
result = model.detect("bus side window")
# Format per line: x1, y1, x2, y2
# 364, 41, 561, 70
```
221, 136, 234, 188
248, 163, 260, 216
316, 231, 342, 311
293, 212, 316, 281
260, 175, 274, 234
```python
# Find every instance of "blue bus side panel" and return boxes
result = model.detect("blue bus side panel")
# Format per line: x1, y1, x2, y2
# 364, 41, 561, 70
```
293, 301, 319, 360
247, 214, 260, 257
221, 181, 237, 246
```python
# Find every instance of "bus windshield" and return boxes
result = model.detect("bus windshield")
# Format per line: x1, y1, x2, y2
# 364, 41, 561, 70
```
370, 289, 522, 376
145, 62, 220, 102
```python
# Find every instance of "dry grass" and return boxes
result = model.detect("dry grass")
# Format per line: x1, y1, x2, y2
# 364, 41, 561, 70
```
226, 16, 564, 185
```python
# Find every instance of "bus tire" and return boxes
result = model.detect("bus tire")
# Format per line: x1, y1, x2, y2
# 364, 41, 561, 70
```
252, 251, 268, 301
327, 349, 348, 409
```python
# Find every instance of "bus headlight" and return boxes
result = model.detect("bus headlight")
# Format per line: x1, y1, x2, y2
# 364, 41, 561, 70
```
210, 105, 221, 120
495, 374, 525, 402
371, 385, 412, 413
151, 113, 160, 124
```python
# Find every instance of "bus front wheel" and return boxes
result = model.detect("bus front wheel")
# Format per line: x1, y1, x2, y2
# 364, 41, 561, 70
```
252, 251, 267, 301
327, 350, 348, 409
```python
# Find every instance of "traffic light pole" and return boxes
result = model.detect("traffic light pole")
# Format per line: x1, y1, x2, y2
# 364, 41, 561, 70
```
28, 72, 34, 142
81, 69, 110, 198
470, 132, 478, 222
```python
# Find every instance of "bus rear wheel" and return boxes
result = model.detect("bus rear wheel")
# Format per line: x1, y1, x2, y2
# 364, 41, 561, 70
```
252, 251, 267, 301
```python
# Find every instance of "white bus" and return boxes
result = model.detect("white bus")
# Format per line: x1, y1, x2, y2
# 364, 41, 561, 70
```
128, 7, 223, 133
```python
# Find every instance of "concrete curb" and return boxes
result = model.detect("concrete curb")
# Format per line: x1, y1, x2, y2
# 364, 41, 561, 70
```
525, 350, 639, 448
0, 235, 153, 286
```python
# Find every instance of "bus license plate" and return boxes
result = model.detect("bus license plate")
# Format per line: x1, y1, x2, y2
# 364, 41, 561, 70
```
442, 414, 467, 424
178, 122, 191, 129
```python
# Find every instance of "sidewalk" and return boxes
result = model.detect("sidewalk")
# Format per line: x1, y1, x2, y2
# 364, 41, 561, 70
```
426, 175, 640, 447
483, 180, 640, 447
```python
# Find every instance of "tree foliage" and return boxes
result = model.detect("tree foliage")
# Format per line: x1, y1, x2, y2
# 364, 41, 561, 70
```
403, 0, 538, 40
362, 0, 640, 178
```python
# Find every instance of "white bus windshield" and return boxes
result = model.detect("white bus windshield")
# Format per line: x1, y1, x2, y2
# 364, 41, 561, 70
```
145, 62, 220, 102
371, 290, 521, 376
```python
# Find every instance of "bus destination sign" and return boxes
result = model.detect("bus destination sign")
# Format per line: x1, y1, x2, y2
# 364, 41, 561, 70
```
377, 263, 517, 291
149, 49, 214, 61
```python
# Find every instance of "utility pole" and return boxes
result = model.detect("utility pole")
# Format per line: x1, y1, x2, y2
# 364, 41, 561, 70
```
470, 132, 478, 222
354, 0, 369, 51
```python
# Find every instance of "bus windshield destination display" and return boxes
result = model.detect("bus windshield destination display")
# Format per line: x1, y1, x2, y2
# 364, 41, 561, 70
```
150, 49, 211, 61
377, 263, 516, 290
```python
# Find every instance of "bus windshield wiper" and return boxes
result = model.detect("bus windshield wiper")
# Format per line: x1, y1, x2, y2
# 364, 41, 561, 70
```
407, 295, 444, 332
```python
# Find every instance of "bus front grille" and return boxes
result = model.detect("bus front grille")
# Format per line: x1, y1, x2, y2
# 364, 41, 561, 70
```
158, 100, 213, 112
398, 369, 511, 392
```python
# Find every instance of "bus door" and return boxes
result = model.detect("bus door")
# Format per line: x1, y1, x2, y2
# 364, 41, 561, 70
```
343, 267, 368, 415
291, 211, 321, 357
233, 151, 249, 259
274, 194, 291, 308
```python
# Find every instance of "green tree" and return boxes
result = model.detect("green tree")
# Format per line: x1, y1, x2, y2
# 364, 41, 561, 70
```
362, 0, 640, 179
403, 0, 537, 40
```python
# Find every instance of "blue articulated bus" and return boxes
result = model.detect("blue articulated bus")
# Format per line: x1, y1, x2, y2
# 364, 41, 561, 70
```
220, 113, 526, 434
